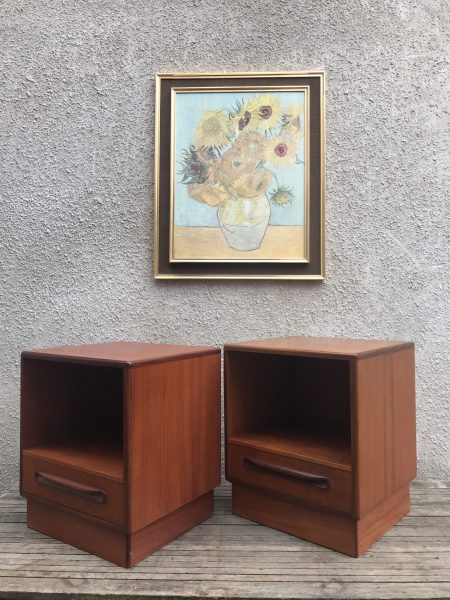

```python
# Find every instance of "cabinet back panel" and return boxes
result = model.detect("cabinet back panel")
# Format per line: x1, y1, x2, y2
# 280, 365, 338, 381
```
21, 358, 123, 449
226, 352, 350, 437
289, 357, 350, 427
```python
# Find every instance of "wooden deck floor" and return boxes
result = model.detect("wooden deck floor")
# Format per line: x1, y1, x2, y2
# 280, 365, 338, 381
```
0, 481, 449, 600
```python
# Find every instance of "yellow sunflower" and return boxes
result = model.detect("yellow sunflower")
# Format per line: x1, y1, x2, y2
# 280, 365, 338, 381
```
233, 168, 273, 198
211, 146, 253, 188
264, 136, 297, 168
194, 109, 231, 148
188, 182, 231, 207
233, 131, 267, 164
251, 94, 282, 132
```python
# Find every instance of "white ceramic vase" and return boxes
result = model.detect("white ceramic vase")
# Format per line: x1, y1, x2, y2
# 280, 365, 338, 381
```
217, 193, 271, 251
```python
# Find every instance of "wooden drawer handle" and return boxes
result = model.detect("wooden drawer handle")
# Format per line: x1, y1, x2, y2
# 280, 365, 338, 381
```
243, 457, 330, 490
35, 472, 106, 504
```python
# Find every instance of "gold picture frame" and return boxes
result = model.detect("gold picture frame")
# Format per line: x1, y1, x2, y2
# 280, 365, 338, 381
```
154, 72, 325, 280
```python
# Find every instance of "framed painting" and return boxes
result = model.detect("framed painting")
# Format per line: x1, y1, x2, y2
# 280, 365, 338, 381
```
154, 72, 325, 279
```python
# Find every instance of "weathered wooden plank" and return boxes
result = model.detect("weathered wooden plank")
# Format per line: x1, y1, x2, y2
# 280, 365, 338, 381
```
0, 516, 26, 524
1, 578, 450, 599
0, 562, 449, 576
1, 570, 450, 584
1, 557, 449, 570
2, 540, 450, 555
3, 536, 449, 550
0, 482, 449, 600
411, 480, 450, 489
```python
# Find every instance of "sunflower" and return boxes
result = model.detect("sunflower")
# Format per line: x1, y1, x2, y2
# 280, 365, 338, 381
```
178, 145, 215, 185
188, 182, 231, 207
264, 136, 297, 168
269, 185, 295, 206
233, 168, 272, 198
194, 109, 231, 148
251, 94, 282, 132
281, 103, 303, 139
210, 146, 254, 188
233, 131, 267, 164
228, 97, 259, 134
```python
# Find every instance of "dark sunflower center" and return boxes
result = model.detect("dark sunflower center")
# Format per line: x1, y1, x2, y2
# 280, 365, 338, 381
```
238, 111, 251, 130
274, 142, 288, 157
259, 105, 272, 119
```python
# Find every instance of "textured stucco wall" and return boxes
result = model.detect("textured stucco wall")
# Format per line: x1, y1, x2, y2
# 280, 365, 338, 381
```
1, 0, 449, 493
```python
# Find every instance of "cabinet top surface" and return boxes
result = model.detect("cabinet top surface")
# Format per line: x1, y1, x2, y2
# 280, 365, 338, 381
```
225, 336, 413, 359
22, 341, 220, 366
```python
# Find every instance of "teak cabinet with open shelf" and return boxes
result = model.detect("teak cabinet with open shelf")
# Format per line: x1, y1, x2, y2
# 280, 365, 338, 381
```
225, 336, 416, 557
20, 342, 221, 567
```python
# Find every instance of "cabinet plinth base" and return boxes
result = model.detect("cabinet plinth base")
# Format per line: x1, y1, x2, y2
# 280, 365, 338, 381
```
231, 483, 410, 557
129, 491, 213, 566
27, 491, 214, 567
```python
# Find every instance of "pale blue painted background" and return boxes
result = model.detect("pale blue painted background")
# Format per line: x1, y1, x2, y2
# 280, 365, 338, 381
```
174, 90, 305, 227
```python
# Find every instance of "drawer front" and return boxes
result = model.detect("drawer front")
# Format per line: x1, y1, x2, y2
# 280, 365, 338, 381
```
227, 443, 352, 514
22, 454, 124, 525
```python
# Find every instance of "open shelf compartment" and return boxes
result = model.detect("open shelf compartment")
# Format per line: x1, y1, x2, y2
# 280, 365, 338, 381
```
21, 357, 124, 481
226, 351, 352, 471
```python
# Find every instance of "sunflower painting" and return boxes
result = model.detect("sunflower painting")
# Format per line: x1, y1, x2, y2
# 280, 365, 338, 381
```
171, 88, 309, 262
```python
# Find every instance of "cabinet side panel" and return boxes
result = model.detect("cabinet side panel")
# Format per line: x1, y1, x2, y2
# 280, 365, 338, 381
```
391, 347, 416, 485
355, 348, 416, 517
127, 354, 221, 531
225, 351, 292, 437
354, 354, 387, 517
21, 358, 74, 451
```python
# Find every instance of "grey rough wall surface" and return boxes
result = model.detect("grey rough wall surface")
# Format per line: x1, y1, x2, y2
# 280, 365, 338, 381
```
1, 0, 449, 493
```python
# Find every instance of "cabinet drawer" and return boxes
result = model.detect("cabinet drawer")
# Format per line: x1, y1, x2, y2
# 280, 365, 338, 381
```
227, 443, 352, 514
22, 454, 124, 525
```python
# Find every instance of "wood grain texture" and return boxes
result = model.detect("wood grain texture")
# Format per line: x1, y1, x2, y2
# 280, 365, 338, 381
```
27, 498, 127, 567
225, 352, 351, 469
21, 343, 221, 566
21, 358, 79, 470
20, 358, 123, 488
354, 347, 416, 517
23, 442, 123, 481
22, 342, 220, 367
232, 483, 357, 556
127, 353, 221, 531
226, 351, 288, 438
21, 356, 124, 497
356, 485, 410, 555
0, 482, 449, 599
22, 455, 124, 525
228, 444, 352, 514
229, 425, 351, 471
225, 336, 413, 360
225, 337, 416, 556
129, 491, 213, 567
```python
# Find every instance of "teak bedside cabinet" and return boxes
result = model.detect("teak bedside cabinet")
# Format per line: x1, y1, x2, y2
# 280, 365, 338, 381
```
20, 342, 221, 567
225, 337, 416, 557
